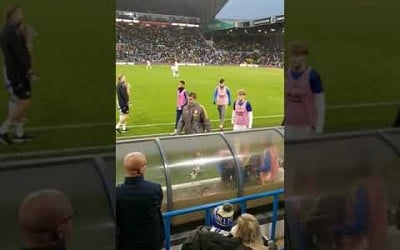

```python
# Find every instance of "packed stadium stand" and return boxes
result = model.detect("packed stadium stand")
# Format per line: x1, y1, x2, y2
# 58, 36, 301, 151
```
116, 23, 212, 64
116, 20, 283, 66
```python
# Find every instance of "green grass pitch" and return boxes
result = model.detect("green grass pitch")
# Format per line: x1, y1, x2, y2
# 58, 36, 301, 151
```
115, 65, 284, 137
0, 0, 115, 154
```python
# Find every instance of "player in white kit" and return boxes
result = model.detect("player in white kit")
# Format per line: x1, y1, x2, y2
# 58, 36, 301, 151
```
171, 60, 179, 78
146, 60, 152, 71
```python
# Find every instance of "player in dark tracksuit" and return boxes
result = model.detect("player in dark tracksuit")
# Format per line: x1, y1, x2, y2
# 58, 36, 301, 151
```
116, 74, 130, 133
0, 6, 33, 144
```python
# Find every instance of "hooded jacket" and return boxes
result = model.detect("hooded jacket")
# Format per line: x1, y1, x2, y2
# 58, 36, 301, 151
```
182, 226, 249, 250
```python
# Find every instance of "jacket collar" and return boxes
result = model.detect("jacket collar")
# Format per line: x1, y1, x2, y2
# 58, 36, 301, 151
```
124, 175, 144, 184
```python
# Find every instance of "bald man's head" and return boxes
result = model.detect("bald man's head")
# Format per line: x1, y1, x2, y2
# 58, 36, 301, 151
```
124, 152, 148, 177
18, 189, 74, 247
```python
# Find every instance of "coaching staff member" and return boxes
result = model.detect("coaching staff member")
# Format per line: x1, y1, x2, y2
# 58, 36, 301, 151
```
0, 5, 34, 144
176, 92, 211, 135
116, 152, 164, 250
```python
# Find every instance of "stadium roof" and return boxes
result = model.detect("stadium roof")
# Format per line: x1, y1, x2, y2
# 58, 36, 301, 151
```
116, 0, 284, 23
216, 0, 284, 21
116, 0, 228, 22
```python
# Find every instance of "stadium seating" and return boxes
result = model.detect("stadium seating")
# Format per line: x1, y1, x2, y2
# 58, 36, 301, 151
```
116, 22, 283, 66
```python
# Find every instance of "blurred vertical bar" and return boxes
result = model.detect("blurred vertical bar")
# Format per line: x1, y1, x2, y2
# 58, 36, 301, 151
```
285, 0, 400, 249
0, 0, 115, 248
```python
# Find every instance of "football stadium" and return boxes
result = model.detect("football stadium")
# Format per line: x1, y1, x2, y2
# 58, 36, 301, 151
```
115, 2, 284, 138
114, 0, 400, 249
116, 0, 286, 249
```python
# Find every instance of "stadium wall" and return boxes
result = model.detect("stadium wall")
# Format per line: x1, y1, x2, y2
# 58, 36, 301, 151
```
115, 62, 282, 68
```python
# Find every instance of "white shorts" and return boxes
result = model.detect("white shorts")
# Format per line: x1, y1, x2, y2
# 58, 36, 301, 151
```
233, 125, 249, 131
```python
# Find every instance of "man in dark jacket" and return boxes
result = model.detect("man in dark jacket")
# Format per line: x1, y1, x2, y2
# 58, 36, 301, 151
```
116, 152, 164, 250
176, 92, 211, 135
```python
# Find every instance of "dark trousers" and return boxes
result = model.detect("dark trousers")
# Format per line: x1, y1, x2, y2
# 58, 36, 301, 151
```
175, 109, 183, 129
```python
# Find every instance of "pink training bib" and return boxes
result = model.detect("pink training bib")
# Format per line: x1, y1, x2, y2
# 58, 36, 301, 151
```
234, 101, 249, 126
285, 67, 317, 126
216, 87, 228, 105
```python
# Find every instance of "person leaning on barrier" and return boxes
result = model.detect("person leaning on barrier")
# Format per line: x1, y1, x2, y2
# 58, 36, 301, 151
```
182, 203, 245, 250
231, 214, 268, 250
18, 189, 75, 250
116, 152, 164, 250
182, 207, 274, 250
176, 92, 212, 135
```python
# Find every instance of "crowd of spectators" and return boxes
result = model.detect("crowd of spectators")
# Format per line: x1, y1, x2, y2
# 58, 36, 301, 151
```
116, 22, 283, 67
212, 34, 283, 66
116, 22, 212, 64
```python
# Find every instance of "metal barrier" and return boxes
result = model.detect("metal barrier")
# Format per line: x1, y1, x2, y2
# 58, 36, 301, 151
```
116, 127, 285, 215
162, 188, 284, 250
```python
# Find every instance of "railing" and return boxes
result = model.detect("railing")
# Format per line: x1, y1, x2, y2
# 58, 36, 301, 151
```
162, 188, 284, 250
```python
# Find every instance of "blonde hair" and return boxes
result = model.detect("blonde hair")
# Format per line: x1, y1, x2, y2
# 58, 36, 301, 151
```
237, 89, 246, 96
234, 214, 266, 250
118, 74, 125, 83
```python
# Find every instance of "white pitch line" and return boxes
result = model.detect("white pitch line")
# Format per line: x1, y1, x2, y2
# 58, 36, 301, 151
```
0, 144, 114, 161
16, 101, 399, 132
24, 122, 113, 132
117, 127, 237, 140
129, 115, 284, 128
327, 101, 400, 110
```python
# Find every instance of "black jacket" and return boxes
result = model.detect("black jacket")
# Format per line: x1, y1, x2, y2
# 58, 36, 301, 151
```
21, 244, 66, 250
116, 82, 129, 108
116, 176, 164, 250
0, 22, 31, 84
182, 226, 249, 250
